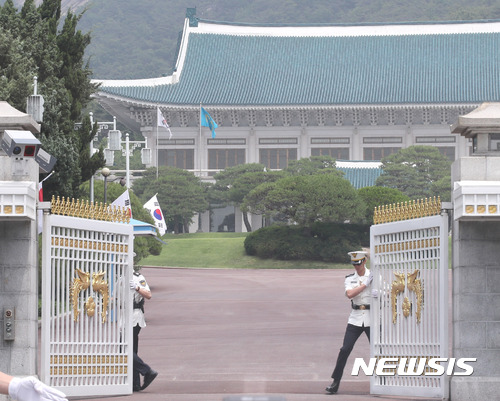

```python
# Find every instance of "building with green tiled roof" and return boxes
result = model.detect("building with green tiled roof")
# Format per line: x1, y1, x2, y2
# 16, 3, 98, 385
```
92, 9, 500, 231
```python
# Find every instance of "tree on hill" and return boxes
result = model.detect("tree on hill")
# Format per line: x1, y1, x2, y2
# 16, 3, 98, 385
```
375, 145, 452, 202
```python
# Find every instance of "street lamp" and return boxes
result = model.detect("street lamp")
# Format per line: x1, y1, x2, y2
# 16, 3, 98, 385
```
105, 131, 151, 188
101, 167, 110, 204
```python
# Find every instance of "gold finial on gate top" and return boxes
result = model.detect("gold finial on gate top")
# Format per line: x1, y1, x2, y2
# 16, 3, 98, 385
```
373, 196, 443, 224
74, 198, 80, 217
48, 195, 130, 223
98, 202, 104, 221
91, 201, 97, 220
103, 204, 110, 221
402, 201, 409, 220
373, 205, 379, 225
70, 198, 76, 217
50, 195, 57, 214
412, 199, 418, 219
389, 203, 395, 222
60, 197, 68, 216
124, 207, 131, 223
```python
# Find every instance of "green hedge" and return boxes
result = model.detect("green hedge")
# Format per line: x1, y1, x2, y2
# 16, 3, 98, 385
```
244, 222, 369, 263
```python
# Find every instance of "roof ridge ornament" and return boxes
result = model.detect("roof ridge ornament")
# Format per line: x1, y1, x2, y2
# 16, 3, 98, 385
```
186, 8, 198, 27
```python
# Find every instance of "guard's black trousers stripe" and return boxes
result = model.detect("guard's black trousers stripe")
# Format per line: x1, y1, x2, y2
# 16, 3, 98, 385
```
331, 323, 370, 382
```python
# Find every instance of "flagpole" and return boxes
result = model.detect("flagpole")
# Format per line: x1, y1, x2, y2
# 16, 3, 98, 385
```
199, 102, 202, 178
156, 106, 159, 180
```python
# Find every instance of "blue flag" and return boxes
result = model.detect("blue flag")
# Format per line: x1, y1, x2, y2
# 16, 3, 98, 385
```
201, 107, 218, 138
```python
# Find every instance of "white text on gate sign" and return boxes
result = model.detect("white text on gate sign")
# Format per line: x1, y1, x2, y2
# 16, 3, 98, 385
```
351, 357, 477, 376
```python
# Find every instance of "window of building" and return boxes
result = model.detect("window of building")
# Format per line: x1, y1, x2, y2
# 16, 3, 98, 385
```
208, 149, 246, 170
311, 137, 350, 144
436, 147, 455, 161
311, 148, 349, 159
363, 147, 401, 161
415, 136, 456, 143
159, 149, 194, 169
158, 138, 195, 146
259, 148, 297, 169
210, 205, 235, 232
208, 138, 246, 145
259, 138, 298, 145
363, 137, 403, 144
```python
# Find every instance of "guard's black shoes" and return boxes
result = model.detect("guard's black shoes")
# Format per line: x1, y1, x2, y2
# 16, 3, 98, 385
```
141, 369, 158, 390
325, 380, 340, 394
133, 385, 141, 392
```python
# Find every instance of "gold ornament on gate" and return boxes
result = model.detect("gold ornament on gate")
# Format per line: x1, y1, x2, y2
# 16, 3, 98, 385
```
391, 269, 423, 324
391, 273, 406, 323
70, 269, 110, 323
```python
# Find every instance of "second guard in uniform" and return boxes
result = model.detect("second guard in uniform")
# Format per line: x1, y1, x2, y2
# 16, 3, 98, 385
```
130, 268, 158, 392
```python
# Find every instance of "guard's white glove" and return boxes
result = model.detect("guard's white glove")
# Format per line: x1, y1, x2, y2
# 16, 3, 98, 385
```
130, 279, 137, 290
371, 289, 379, 298
366, 271, 373, 286
9, 377, 67, 401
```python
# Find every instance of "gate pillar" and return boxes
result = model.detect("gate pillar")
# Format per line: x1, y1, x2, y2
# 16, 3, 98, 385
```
0, 103, 40, 385
450, 102, 500, 399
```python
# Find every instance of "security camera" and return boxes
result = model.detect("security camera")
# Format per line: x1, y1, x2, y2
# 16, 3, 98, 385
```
1, 130, 41, 158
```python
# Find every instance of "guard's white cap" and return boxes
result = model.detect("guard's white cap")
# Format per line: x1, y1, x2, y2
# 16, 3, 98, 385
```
348, 251, 367, 265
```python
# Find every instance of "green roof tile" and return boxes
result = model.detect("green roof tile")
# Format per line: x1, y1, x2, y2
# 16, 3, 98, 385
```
98, 23, 500, 106
337, 165, 383, 189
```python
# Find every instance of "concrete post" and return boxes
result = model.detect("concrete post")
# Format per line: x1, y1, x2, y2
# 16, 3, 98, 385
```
0, 102, 41, 388
449, 102, 500, 399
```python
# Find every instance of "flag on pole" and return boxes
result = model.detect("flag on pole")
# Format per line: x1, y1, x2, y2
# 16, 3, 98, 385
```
143, 194, 167, 236
201, 107, 218, 138
111, 189, 132, 218
157, 107, 173, 139
38, 172, 54, 234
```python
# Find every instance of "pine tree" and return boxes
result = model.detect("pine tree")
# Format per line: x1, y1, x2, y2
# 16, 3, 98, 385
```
0, 0, 104, 200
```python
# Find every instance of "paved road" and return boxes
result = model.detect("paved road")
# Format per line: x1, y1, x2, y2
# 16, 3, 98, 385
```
81, 267, 441, 401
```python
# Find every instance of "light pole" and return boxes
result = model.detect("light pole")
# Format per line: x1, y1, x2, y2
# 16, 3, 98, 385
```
88, 113, 117, 202
101, 167, 110, 204
106, 130, 150, 188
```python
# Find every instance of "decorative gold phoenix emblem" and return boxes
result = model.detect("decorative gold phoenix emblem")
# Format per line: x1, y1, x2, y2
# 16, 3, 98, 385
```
70, 269, 109, 323
391, 269, 423, 324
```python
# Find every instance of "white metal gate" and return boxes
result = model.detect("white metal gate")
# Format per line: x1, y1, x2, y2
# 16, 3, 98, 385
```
41, 197, 134, 397
370, 198, 449, 399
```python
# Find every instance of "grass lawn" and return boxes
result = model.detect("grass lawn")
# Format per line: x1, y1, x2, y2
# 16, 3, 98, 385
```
141, 232, 349, 269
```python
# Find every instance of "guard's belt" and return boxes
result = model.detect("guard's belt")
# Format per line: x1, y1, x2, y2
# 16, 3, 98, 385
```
351, 302, 370, 310
133, 298, 145, 312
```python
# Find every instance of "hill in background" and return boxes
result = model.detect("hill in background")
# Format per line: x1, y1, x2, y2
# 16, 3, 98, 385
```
3, 0, 500, 80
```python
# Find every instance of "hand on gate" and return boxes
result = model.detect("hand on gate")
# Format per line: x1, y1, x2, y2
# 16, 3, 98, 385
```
130, 279, 137, 290
364, 271, 373, 287
9, 377, 67, 401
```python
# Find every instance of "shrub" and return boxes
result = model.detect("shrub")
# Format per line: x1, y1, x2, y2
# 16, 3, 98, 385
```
244, 222, 369, 263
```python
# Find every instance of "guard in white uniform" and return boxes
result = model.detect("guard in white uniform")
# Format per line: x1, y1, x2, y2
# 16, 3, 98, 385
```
326, 251, 373, 394
130, 270, 158, 392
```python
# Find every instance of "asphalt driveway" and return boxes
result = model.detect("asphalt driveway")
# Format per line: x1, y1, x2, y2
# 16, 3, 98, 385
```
81, 267, 441, 401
